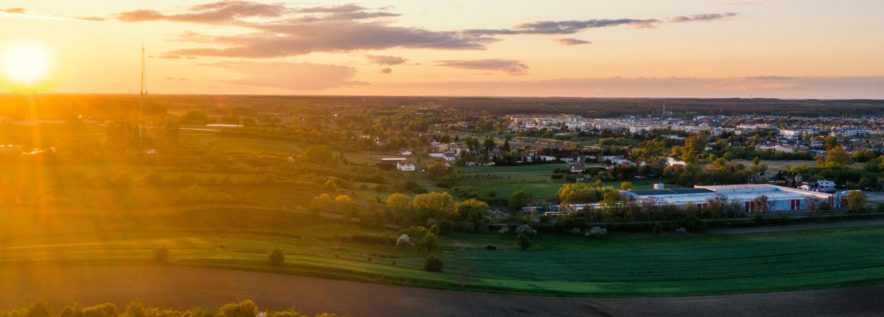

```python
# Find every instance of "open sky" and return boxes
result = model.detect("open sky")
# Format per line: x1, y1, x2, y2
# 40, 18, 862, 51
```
1, 0, 883, 98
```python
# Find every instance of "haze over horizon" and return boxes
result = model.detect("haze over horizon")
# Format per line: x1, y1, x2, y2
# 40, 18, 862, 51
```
1, 0, 883, 98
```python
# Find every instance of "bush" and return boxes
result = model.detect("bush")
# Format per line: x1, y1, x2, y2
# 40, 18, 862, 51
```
652, 222, 663, 235
217, 300, 258, 317
425, 255, 444, 272
268, 249, 285, 266
586, 226, 608, 238
153, 246, 169, 263
26, 301, 51, 317
517, 233, 531, 250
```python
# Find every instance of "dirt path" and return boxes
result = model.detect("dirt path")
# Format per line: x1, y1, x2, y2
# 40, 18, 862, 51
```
3, 265, 884, 317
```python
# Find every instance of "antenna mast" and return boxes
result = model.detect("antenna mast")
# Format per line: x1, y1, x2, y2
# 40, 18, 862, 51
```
139, 43, 145, 145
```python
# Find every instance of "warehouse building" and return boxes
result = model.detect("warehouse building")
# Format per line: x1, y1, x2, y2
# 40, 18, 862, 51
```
623, 184, 843, 212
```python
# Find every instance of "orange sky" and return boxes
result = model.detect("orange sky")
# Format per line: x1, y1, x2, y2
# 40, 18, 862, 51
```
1, 0, 883, 98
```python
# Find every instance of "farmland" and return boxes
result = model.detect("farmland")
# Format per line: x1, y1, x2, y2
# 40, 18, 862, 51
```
458, 164, 684, 200
4, 205, 884, 297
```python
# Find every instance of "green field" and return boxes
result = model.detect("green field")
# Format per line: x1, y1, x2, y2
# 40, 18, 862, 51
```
4, 207, 884, 296
459, 164, 683, 200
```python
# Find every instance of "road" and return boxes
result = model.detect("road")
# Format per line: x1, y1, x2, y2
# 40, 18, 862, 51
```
3, 265, 884, 317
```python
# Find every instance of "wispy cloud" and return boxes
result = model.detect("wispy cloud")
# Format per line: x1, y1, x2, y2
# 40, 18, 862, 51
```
109, 1, 741, 58
435, 59, 529, 75
366, 54, 407, 65
465, 19, 660, 36
0, 7, 102, 21
555, 38, 591, 46
670, 12, 739, 23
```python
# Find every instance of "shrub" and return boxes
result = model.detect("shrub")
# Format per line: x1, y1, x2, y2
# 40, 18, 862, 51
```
586, 226, 608, 238
217, 300, 258, 317
517, 233, 531, 250
82, 303, 117, 317
268, 249, 285, 266
26, 301, 51, 317
425, 255, 444, 272
153, 246, 169, 263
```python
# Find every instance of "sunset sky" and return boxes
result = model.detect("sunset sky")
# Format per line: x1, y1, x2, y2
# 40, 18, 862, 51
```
1, 0, 883, 98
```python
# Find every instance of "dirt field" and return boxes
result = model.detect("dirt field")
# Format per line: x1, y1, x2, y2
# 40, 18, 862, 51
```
4, 265, 884, 317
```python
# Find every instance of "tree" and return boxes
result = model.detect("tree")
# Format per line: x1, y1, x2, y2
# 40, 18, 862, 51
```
455, 199, 492, 230
825, 146, 851, 168
424, 255, 444, 272
268, 248, 285, 266
26, 301, 51, 317
309, 193, 334, 214
419, 232, 438, 251
508, 191, 532, 213
753, 195, 772, 215
845, 191, 867, 213
305, 145, 335, 166
619, 181, 633, 190
824, 136, 837, 150
601, 191, 624, 209
517, 233, 531, 250
412, 192, 455, 221
218, 300, 258, 317
386, 192, 413, 222
334, 194, 356, 216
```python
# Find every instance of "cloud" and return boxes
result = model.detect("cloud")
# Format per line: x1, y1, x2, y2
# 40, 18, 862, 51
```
366, 54, 407, 65
0, 7, 103, 21
725, 0, 767, 6
670, 12, 739, 23
465, 19, 661, 36
113, 1, 740, 58
117, 1, 289, 22
380, 67, 392, 74
435, 59, 529, 75
1, 8, 26, 14
167, 22, 492, 58
203, 61, 357, 91
555, 38, 591, 46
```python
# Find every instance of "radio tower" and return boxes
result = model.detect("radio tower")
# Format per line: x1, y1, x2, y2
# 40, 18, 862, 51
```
139, 43, 145, 145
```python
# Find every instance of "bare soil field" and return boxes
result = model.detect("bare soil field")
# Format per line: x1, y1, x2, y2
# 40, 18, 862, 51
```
3, 264, 884, 317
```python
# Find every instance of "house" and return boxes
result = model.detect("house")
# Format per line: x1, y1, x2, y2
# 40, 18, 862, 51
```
666, 157, 687, 167
396, 161, 416, 172
378, 157, 408, 170
570, 163, 586, 173
442, 152, 458, 162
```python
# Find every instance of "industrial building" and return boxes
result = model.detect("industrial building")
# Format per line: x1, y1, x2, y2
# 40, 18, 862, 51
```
623, 184, 843, 212
550, 184, 850, 215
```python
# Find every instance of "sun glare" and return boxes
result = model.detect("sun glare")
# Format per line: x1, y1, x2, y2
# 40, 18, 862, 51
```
2, 43, 51, 85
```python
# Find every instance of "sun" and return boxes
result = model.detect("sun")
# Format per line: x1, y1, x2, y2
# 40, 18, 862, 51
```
2, 43, 51, 85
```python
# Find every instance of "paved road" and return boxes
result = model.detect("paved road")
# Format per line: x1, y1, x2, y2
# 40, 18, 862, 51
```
3, 265, 884, 317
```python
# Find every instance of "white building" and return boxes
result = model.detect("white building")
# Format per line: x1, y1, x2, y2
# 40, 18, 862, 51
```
396, 161, 416, 172
623, 184, 841, 212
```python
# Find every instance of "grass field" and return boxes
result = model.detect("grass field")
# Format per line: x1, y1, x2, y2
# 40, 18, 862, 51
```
4, 207, 884, 297
459, 164, 683, 200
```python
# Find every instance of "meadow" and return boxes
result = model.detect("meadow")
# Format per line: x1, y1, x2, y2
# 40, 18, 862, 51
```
458, 164, 684, 200
4, 206, 884, 296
